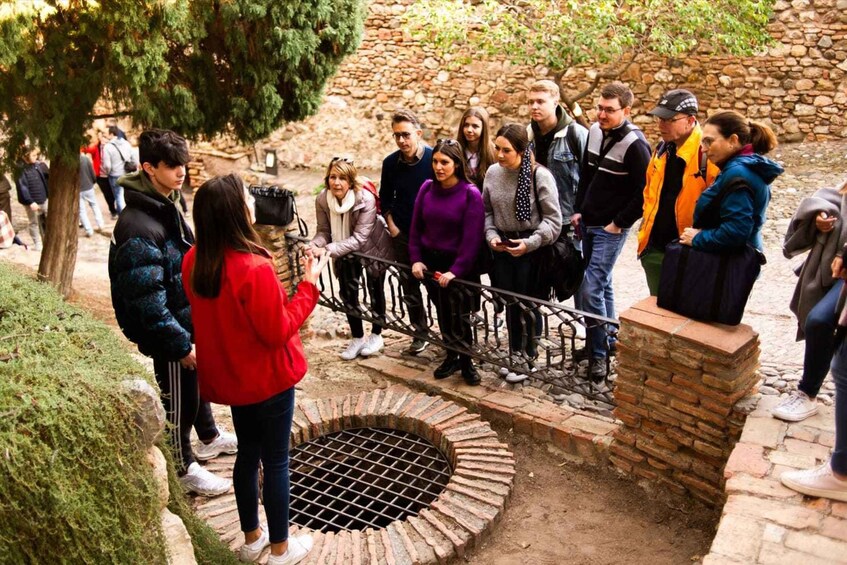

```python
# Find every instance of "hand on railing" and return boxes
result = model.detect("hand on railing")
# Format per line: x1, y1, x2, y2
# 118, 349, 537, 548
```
302, 253, 331, 285
412, 262, 427, 280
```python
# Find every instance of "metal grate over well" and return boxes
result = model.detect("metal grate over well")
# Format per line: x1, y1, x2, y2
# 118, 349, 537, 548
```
289, 427, 453, 533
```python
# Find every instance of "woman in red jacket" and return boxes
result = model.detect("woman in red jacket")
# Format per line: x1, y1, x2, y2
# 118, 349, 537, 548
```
183, 174, 329, 565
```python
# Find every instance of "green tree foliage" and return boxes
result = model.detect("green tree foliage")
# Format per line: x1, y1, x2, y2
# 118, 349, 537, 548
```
406, 0, 775, 108
0, 0, 365, 296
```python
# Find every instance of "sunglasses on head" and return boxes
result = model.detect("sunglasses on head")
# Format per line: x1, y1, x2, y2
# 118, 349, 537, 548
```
330, 156, 354, 165
436, 138, 460, 147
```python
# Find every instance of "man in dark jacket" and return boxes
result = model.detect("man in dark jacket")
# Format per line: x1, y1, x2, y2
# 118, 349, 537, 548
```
16, 148, 49, 251
572, 82, 651, 381
109, 129, 235, 496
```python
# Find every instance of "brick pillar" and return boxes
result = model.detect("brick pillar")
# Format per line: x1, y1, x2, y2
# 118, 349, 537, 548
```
610, 297, 760, 505
254, 223, 309, 329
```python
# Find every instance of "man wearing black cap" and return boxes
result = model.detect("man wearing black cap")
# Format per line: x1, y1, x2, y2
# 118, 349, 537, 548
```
636, 89, 719, 294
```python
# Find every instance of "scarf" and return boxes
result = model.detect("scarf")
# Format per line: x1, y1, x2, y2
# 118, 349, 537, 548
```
328, 189, 356, 243
515, 145, 534, 222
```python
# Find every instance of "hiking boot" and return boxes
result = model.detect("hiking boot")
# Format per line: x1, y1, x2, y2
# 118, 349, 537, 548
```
239, 527, 269, 562
434, 355, 461, 379
359, 333, 384, 357
341, 337, 366, 360
781, 461, 847, 502
572, 347, 589, 362
179, 462, 231, 496
772, 390, 818, 422
405, 338, 429, 355
267, 535, 314, 565
195, 430, 238, 461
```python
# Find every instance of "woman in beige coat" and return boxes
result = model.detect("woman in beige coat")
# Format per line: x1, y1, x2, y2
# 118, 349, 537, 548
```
310, 158, 393, 360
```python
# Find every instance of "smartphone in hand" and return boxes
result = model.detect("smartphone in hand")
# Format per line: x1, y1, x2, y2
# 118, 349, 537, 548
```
501, 239, 520, 248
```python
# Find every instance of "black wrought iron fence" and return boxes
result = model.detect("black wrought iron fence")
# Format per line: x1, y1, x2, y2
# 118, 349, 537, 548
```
284, 234, 618, 405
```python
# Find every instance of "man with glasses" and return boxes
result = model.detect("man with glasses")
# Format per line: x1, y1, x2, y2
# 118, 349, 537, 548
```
572, 82, 651, 381
379, 108, 433, 354
637, 89, 719, 295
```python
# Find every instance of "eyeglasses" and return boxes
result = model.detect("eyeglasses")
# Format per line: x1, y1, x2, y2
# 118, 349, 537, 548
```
330, 156, 354, 165
655, 116, 690, 124
596, 105, 623, 115
700, 137, 716, 149
436, 138, 460, 147
392, 132, 413, 141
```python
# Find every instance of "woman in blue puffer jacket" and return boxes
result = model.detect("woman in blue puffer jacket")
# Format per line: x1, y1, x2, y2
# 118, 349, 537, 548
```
679, 111, 783, 250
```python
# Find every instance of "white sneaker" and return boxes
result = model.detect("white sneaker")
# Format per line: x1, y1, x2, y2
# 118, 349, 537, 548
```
239, 527, 270, 562
179, 462, 232, 496
341, 337, 366, 360
505, 372, 529, 384
359, 333, 384, 357
267, 535, 313, 565
195, 430, 238, 461
781, 461, 847, 502
772, 390, 818, 422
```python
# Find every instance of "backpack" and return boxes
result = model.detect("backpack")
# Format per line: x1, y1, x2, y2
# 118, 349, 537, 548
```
360, 176, 380, 214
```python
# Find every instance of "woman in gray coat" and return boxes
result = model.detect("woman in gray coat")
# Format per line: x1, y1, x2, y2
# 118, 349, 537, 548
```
310, 158, 393, 360
774, 178, 847, 422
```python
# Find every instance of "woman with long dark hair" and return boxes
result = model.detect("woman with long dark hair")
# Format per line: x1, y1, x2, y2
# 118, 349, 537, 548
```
183, 174, 328, 565
680, 110, 783, 251
409, 139, 485, 384
457, 106, 496, 188
311, 158, 392, 361
483, 123, 562, 382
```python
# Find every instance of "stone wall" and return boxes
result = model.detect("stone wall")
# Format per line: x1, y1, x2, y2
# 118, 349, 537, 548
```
237, 0, 847, 171
611, 298, 761, 506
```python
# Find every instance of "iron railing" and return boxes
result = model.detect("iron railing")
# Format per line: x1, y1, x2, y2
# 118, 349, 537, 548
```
284, 235, 618, 405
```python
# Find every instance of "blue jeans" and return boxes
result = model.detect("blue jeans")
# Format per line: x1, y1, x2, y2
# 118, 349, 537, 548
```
829, 339, 847, 474
579, 226, 628, 360
799, 280, 843, 398
109, 175, 125, 213
231, 388, 295, 544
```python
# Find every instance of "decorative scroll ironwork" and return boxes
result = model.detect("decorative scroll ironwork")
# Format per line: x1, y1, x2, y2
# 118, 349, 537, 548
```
285, 235, 618, 405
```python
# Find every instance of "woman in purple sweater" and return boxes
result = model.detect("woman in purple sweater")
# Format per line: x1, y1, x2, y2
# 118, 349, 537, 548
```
409, 139, 485, 385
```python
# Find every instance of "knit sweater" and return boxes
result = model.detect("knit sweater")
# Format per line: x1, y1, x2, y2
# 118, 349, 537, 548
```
408, 179, 484, 279
378, 146, 433, 234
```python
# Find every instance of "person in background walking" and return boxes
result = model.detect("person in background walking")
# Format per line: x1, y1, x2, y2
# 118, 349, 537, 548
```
82, 129, 118, 218
457, 107, 496, 188
410, 139, 485, 385
773, 178, 847, 422
379, 108, 433, 355
78, 153, 104, 237
483, 124, 562, 383
310, 158, 393, 361
101, 125, 137, 214
15, 147, 49, 252
184, 174, 328, 565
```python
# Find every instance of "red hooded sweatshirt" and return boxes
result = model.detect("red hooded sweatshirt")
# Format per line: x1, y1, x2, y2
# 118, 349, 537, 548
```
183, 247, 319, 406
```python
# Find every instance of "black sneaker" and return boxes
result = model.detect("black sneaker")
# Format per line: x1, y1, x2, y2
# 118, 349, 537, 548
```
405, 338, 429, 355
572, 347, 589, 362
434, 356, 461, 379
588, 358, 608, 383
461, 361, 481, 385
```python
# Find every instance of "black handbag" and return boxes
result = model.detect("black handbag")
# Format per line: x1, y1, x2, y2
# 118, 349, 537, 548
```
657, 241, 764, 325
249, 185, 295, 226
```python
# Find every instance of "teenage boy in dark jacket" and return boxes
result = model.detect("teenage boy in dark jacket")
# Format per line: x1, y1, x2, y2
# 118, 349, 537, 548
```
109, 129, 235, 496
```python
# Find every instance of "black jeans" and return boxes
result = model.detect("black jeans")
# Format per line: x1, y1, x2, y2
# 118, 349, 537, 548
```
336, 256, 386, 338
391, 230, 427, 333
96, 176, 116, 215
491, 250, 545, 358
422, 249, 474, 363
231, 388, 295, 544
152, 358, 218, 473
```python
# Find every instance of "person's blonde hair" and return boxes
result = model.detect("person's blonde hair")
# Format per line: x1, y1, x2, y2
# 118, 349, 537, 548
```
838, 178, 847, 195
324, 159, 360, 192
529, 80, 560, 100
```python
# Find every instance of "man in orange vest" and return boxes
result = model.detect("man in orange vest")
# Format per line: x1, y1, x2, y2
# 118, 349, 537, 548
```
637, 89, 719, 295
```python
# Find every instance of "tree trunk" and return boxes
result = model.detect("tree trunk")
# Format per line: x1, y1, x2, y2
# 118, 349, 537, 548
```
38, 158, 80, 298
